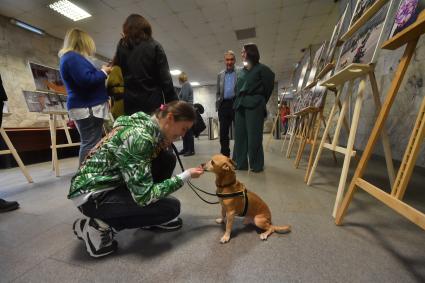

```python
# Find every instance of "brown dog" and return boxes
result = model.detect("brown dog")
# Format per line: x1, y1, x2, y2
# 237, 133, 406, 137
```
203, 154, 291, 243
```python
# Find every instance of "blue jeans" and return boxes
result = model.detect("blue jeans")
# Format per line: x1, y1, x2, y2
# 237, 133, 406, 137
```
75, 116, 104, 165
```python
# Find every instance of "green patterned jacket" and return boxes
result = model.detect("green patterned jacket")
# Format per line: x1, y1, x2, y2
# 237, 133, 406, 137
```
68, 112, 183, 206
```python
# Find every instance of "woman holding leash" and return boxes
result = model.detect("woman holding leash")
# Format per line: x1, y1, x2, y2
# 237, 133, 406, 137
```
68, 101, 204, 258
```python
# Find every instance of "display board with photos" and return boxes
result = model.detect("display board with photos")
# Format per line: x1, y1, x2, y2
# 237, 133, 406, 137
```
337, 2, 391, 70
324, 4, 350, 66
351, 0, 380, 26
22, 90, 67, 113
306, 41, 328, 86
388, 0, 425, 38
28, 62, 66, 94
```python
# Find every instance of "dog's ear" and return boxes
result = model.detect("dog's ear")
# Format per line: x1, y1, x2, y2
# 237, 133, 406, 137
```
221, 163, 231, 171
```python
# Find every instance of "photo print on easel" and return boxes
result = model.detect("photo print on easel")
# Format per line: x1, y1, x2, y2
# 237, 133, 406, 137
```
351, 0, 379, 25
297, 47, 312, 91
324, 4, 350, 66
338, 2, 390, 70
388, 0, 425, 38
306, 41, 327, 86
22, 90, 66, 113
28, 62, 66, 94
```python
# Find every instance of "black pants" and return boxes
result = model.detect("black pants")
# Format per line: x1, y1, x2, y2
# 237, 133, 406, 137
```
79, 148, 179, 231
0, 101, 3, 128
182, 128, 194, 153
218, 100, 234, 157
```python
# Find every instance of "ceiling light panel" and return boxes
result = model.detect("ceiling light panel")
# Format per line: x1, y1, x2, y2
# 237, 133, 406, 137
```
49, 0, 91, 21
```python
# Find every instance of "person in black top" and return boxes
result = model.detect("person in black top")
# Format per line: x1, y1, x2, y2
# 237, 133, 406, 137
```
114, 14, 178, 115
0, 73, 20, 213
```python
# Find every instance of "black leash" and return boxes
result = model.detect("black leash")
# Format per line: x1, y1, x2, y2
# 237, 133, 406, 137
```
171, 144, 219, 205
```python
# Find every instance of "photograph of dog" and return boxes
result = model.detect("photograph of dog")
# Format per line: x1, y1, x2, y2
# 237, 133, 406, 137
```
202, 154, 291, 243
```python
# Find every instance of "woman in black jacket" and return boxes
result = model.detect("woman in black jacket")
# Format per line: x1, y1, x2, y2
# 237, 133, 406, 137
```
114, 14, 178, 115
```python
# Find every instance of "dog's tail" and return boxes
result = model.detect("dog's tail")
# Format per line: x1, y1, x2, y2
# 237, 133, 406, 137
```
272, 225, 292, 234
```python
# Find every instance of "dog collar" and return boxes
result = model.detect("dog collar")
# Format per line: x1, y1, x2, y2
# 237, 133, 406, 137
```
215, 180, 237, 188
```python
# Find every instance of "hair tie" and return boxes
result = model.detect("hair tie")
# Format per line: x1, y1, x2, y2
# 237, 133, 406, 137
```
160, 104, 167, 111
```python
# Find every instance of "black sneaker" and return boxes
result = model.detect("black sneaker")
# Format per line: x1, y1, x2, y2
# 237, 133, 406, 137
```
0, 199, 19, 213
73, 218, 87, 240
80, 218, 118, 258
141, 217, 183, 231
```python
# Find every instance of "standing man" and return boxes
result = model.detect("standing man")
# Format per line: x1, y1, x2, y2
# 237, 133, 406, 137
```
216, 50, 238, 157
178, 72, 195, 156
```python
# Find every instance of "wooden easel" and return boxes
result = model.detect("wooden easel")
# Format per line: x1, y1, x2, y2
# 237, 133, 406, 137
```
265, 109, 281, 152
0, 113, 33, 183
48, 111, 80, 177
336, 12, 425, 230
306, 63, 396, 217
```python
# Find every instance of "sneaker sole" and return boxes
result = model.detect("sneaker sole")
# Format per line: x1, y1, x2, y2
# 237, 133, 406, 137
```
85, 232, 118, 258
72, 219, 85, 240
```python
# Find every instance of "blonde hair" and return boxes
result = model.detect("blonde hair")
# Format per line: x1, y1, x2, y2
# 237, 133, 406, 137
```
224, 50, 235, 58
178, 72, 188, 83
58, 28, 96, 58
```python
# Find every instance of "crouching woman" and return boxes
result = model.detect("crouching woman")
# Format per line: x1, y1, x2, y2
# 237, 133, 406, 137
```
68, 101, 203, 258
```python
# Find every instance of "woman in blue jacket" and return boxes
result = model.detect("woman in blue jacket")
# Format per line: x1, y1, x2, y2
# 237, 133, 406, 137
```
59, 28, 112, 165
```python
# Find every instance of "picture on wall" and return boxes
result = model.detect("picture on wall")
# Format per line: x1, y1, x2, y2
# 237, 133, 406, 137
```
351, 0, 378, 26
338, 3, 389, 70
388, 0, 425, 38
22, 91, 66, 113
324, 4, 349, 65
306, 41, 327, 86
29, 62, 66, 94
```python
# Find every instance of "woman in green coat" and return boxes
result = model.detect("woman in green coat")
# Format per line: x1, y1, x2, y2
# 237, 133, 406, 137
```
232, 43, 275, 172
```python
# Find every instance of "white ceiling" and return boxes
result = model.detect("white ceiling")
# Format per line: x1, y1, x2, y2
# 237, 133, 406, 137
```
0, 0, 339, 86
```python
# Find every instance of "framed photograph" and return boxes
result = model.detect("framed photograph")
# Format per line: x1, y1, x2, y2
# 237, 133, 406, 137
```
337, 2, 390, 70
296, 48, 312, 91
388, 0, 425, 38
22, 90, 66, 113
306, 41, 327, 86
351, 0, 378, 26
310, 85, 328, 108
28, 62, 66, 94
324, 3, 350, 66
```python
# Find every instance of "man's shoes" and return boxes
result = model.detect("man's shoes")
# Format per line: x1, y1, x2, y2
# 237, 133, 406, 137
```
141, 217, 183, 231
0, 199, 19, 213
178, 149, 187, 155
74, 217, 118, 258
183, 152, 195, 157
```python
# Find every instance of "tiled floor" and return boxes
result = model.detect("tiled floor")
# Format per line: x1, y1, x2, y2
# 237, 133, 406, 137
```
1, 137, 424, 282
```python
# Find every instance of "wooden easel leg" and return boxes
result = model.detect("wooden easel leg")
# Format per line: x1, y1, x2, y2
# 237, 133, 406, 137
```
335, 39, 418, 225
332, 81, 354, 148
332, 78, 366, 217
0, 128, 33, 183
286, 117, 299, 158
321, 115, 338, 164
281, 118, 293, 153
294, 114, 310, 168
307, 87, 343, 185
265, 111, 280, 152
392, 95, 425, 199
49, 114, 60, 177
305, 111, 322, 182
369, 72, 396, 187
61, 114, 73, 144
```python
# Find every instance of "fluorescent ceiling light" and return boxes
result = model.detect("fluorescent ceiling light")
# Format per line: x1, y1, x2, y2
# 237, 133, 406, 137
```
190, 82, 200, 86
170, 69, 182, 76
10, 19, 44, 35
49, 0, 91, 21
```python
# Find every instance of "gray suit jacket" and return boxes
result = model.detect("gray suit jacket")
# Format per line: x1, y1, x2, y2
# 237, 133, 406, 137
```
216, 67, 239, 111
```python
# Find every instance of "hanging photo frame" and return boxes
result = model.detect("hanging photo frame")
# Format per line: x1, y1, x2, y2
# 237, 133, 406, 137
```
336, 1, 394, 70
388, 0, 425, 38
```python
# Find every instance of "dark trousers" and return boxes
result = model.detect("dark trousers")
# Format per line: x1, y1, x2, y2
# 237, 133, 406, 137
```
79, 148, 179, 231
233, 105, 265, 172
218, 100, 234, 157
0, 101, 3, 128
182, 128, 194, 153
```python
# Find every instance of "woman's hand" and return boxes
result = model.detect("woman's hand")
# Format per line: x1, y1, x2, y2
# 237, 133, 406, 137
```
188, 166, 204, 178
102, 65, 112, 75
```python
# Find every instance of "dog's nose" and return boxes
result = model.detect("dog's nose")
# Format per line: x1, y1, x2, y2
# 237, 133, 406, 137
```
201, 163, 206, 168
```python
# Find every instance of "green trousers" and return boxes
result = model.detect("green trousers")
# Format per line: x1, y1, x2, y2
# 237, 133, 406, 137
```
232, 105, 264, 172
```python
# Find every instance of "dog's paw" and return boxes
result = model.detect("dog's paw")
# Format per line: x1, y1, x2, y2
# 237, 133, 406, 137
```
260, 232, 269, 240
220, 235, 230, 243
215, 218, 224, 224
